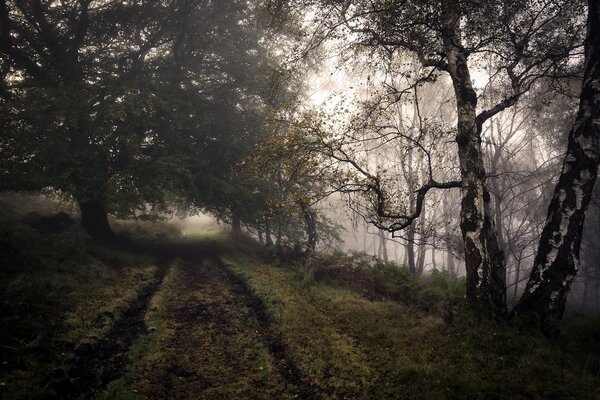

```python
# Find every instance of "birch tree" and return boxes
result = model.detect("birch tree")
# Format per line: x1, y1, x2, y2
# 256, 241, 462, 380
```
515, 0, 600, 331
278, 0, 583, 312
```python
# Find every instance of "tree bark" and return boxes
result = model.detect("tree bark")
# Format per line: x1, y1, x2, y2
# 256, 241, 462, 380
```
442, 0, 506, 313
406, 224, 417, 275
363, 222, 368, 253
79, 199, 115, 240
447, 251, 456, 277
379, 229, 388, 262
512, 251, 523, 300
265, 221, 274, 246
416, 238, 426, 276
515, 0, 600, 330
299, 202, 317, 256
258, 223, 264, 245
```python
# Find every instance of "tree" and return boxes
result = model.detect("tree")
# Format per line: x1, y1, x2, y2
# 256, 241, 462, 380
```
515, 0, 600, 332
276, 0, 584, 312
247, 116, 336, 256
0, 0, 276, 239
1, 0, 178, 237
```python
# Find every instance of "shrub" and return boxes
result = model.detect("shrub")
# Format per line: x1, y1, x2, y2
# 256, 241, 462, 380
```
307, 251, 465, 314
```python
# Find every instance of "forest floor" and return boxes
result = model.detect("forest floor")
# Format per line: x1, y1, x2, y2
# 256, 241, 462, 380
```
2, 229, 600, 400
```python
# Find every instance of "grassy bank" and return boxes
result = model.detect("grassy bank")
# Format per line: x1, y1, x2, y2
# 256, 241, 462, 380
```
0, 219, 159, 399
221, 238, 600, 400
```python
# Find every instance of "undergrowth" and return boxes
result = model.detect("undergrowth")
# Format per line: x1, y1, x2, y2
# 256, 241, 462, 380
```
0, 216, 158, 399
222, 237, 600, 400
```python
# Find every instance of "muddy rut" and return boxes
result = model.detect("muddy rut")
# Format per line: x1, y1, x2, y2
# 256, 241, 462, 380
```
80, 240, 317, 400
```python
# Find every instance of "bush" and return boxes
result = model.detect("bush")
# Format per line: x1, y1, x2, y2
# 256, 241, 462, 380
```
307, 251, 465, 314
417, 269, 465, 313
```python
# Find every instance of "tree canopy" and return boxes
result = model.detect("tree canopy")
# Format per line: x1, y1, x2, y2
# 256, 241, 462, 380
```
0, 0, 282, 238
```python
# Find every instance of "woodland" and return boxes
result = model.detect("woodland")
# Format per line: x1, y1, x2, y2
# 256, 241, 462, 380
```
1, 0, 600, 399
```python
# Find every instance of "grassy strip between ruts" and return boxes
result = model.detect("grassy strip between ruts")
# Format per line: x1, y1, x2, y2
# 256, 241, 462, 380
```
105, 257, 300, 400
98, 261, 179, 400
221, 241, 600, 400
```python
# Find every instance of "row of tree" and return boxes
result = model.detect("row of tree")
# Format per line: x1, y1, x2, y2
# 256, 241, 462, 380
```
0, 0, 288, 237
263, 0, 600, 333
2, 0, 599, 334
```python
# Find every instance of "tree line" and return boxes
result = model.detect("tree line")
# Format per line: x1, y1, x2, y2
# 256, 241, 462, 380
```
1, 0, 599, 334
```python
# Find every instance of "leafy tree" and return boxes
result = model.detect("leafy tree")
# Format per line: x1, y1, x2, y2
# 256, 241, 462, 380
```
247, 113, 336, 255
274, 0, 584, 313
0, 0, 276, 238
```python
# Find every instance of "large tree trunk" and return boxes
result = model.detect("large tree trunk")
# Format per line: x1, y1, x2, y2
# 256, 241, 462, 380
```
442, 0, 506, 313
79, 199, 115, 240
515, 0, 600, 331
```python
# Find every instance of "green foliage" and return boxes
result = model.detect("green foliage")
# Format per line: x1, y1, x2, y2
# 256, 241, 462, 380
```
308, 250, 465, 313
0, 0, 287, 228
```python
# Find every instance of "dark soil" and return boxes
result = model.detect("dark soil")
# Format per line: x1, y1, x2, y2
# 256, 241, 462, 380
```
42, 262, 170, 399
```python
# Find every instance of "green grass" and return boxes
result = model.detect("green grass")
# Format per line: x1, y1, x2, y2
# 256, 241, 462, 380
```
0, 220, 159, 400
223, 254, 373, 398
221, 236, 600, 400
3, 226, 599, 399
118, 258, 297, 400
99, 262, 179, 400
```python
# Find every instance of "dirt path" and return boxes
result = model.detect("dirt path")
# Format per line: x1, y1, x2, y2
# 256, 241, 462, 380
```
126, 251, 313, 400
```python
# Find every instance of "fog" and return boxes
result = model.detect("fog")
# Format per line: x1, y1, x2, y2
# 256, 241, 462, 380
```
1, 0, 599, 397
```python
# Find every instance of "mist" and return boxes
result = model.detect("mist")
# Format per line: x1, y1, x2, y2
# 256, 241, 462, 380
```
1, 0, 599, 398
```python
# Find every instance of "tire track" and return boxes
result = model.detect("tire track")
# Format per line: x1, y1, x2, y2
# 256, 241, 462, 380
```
132, 251, 314, 399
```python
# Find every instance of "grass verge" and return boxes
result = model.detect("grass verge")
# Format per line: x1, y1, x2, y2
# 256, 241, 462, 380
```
222, 237, 600, 400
